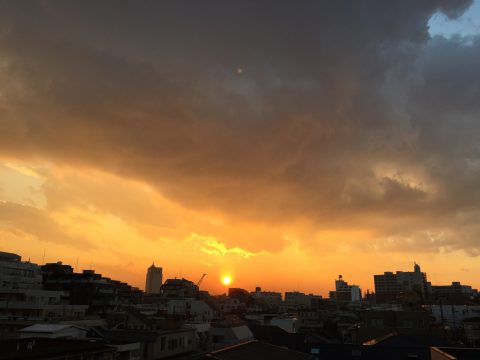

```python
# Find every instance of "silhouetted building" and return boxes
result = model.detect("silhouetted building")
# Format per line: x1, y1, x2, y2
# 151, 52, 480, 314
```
285, 292, 310, 309
209, 318, 254, 350
330, 275, 362, 302
462, 317, 480, 347
374, 263, 430, 303
363, 310, 432, 332
251, 287, 282, 306
105, 308, 196, 358
228, 288, 250, 303
196, 340, 317, 360
199, 340, 313, 360
160, 278, 199, 298
431, 346, 480, 360
18, 324, 87, 339
102, 328, 195, 359
430, 304, 480, 328
41, 262, 141, 315
0, 253, 87, 337
0, 338, 115, 360
431, 282, 477, 304
145, 263, 163, 295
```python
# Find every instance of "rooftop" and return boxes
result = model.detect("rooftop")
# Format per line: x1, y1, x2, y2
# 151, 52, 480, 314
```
432, 347, 480, 360
206, 340, 315, 360
19, 324, 86, 334
0, 338, 113, 359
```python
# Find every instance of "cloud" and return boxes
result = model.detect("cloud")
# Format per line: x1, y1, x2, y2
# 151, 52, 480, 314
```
0, 0, 479, 258
188, 233, 268, 259
0, 201, 94, 249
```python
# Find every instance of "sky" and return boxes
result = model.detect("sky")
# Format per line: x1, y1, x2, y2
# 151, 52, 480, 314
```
1, 1, 480, 296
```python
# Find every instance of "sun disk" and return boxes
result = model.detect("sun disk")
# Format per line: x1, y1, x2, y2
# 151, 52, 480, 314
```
221, 275, 232, 286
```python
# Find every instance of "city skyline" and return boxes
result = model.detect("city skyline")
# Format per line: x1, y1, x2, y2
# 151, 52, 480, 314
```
2, 1, 480, 295
5, 247, 477, 300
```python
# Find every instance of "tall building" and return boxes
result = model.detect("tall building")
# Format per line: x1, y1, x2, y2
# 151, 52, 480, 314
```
145, 263, 163, 294
329, 275, 362, 302
374, 262, 431, 303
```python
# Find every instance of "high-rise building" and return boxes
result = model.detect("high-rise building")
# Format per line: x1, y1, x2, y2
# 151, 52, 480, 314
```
145, 263, 163, 294
374, 262, 431, 303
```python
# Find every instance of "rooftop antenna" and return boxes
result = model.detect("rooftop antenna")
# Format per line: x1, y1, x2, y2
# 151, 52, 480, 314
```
76, 257, 79, 273
42, 248, 46, 264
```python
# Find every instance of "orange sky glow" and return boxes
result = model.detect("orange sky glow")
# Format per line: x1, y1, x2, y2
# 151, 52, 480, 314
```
1, 1, 480, 297
1, 161, 479, 296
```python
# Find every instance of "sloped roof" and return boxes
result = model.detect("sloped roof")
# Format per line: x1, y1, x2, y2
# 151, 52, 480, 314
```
19, 324, 86, 334
208, 340, 316, 360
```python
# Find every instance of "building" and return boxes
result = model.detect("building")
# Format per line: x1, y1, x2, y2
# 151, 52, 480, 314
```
104, 307, 196, 358
166, 299, 214, 322
209, 319, 254, 350
145, 263, 163, 295
330, 275, 362, 302
0, 338, 115, 360
41, 264, 122, 315
215, 295, 245, 314
0, 252, 88, 337
245, 313, 298, 333
199, 340, 315, 360
250, 287, 282, 306
42, 261, 143, 312
463, 317, 480, 347
431, 347, 480, 360
102, 328, 195, 359
429, 304, 480, 328
18, 324, 87, 339
374, 263, 430, 303
228, 288, 250, 303
363, 310, 432, 331
160, 278, 199, 298
431, 282, 477, 304
285, 292, 310, 309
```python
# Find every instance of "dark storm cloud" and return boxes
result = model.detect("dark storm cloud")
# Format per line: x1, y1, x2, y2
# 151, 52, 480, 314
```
1, 1, 479, 253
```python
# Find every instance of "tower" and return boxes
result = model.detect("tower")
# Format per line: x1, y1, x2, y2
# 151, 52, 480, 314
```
145, 263, 163, 294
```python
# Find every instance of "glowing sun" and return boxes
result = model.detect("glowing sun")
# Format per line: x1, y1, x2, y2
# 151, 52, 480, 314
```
221, 275, 232, 286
